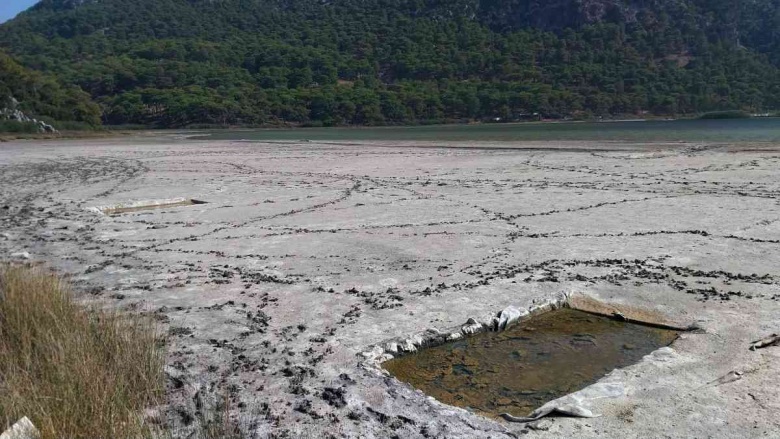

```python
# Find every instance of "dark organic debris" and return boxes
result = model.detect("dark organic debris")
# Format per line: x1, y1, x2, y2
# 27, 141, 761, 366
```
321, 387, 347, 408
750, 334, 780, 351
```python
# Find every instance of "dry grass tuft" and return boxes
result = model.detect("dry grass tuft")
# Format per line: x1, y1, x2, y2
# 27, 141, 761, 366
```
0, 265, 165, 439
195, 392, 244, 439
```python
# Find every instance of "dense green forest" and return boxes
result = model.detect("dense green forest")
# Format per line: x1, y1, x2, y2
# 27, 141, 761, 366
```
1, 0, 780, 127
0, 50, 101, 127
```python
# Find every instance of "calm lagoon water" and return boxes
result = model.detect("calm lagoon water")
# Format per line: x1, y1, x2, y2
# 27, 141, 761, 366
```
199, 118, 780, 143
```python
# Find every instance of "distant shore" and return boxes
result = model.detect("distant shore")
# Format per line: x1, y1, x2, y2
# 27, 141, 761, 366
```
3, 115, 779, 144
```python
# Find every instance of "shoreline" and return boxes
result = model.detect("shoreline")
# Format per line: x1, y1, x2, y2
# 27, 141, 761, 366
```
4, 116, 779, 143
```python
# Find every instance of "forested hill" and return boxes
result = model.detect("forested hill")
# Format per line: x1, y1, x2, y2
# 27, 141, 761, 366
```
1, 0, 780, 127
0, 51, 101, 127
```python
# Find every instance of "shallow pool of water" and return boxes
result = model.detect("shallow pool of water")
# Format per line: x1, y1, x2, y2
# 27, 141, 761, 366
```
383, 308, 678, 418
199, 118, 780, 143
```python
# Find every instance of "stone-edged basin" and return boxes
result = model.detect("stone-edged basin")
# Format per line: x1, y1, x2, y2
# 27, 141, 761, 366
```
92, 198, 208, 215
383, 306, 680, 419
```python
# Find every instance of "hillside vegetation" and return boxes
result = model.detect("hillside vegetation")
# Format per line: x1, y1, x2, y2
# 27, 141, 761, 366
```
0, 51, 101, 128
1, 0, 779, 127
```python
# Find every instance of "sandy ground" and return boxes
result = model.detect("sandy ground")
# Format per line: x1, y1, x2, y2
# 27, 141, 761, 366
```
1, 136, 779, 438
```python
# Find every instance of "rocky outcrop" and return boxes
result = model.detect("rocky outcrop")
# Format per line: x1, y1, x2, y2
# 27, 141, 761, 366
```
0, 96, 58, 133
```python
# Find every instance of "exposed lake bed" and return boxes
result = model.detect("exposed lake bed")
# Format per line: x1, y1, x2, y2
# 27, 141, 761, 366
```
1, 132, 779, 438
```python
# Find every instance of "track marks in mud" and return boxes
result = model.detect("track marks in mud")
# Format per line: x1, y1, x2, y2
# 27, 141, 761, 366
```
4, 142, 780, 438
464, 256, 779, 303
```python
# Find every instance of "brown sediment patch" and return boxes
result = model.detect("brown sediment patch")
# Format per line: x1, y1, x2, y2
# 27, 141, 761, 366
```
100, 199, 207, 215
383, 307, 679, 419
567, 295, 687, 330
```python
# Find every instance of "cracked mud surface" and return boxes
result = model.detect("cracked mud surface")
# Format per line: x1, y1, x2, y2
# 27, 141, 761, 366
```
1, 137, 780, 438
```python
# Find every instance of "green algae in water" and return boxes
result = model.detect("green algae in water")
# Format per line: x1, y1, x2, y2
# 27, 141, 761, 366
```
383, 308, 679, 418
